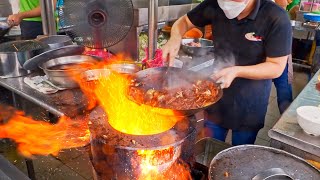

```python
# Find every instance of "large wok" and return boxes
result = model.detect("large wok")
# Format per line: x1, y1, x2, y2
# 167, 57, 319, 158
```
128, 67, 223, 116
209, 145, 320, 180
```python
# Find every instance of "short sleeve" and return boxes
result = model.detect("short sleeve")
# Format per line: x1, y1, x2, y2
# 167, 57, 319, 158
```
264, 9, 292, 57
187, 0, 217, 27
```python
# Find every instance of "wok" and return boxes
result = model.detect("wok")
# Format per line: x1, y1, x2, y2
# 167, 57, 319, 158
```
128, 67, 222, 116
209, 145, 320, 180
0, 20, 11, 38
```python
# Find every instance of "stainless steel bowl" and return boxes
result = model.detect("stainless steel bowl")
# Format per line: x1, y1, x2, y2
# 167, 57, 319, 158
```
39, 55, 101, 88
107, 63, 141, 74
181, 38, 214, 56
82, 69, 111, 81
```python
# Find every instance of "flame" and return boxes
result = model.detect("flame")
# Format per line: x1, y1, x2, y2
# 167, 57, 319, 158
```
0, 105, 90, 158
90, 72, 183, 135
131, 147, 191, 180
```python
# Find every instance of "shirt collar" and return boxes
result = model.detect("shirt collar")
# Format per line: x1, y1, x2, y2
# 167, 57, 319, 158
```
247, 0, 261, 20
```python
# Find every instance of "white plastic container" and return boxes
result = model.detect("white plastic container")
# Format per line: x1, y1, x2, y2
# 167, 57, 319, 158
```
296, 106, 320, 136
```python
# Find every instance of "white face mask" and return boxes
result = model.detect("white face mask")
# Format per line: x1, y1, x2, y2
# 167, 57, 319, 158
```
217, 0, 248, 19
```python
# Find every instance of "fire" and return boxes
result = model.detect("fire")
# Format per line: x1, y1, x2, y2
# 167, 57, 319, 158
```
136, 147, 192, 180
0, 105, 90, 158
90, 72, 183, 135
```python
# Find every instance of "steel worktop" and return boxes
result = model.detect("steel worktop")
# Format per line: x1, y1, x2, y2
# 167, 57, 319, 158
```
269, 69, 320, 161
0, 72, 88, 117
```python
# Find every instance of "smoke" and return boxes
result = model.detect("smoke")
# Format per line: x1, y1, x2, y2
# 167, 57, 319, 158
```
196, 50, 236, 77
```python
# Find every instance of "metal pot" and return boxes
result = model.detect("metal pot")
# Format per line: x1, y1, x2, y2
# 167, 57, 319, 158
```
0, 40, 49, 78
181, 38, 214, 56
39, 55, 101, 89
36, 35, 73, 49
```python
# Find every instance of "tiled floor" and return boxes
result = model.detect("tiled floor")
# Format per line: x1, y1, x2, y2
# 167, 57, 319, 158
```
0, 69, 311, 180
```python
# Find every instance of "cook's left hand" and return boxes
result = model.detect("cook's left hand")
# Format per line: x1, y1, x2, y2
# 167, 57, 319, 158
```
7, 14, 23, 26
210, 66, 240, 89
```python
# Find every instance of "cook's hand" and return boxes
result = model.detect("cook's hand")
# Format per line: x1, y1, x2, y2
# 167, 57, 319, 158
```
162, 37, 181, 66
7, 14, 23, 26
211, 66, 240, 89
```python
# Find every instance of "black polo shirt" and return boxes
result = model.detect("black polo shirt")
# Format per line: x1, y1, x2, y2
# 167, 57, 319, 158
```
187, 0, 292, 131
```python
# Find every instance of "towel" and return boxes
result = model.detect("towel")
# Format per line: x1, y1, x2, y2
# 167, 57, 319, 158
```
24, 75, 66, 94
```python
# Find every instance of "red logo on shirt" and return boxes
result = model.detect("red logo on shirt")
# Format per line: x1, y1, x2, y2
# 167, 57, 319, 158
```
245, 32, 263, 42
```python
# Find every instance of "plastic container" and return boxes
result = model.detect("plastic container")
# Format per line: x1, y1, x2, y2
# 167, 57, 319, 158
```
303, 13, 320, 22
303, 2, 320, 12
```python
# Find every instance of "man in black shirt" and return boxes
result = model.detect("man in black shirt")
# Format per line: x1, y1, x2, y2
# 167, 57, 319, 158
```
162, 0, 292, 145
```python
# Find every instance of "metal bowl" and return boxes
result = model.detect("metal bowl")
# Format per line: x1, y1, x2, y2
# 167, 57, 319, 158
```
107, 63, 141, 74
39, 55, 101, 88
181, 38, 214, 56
82, 69, 111, 81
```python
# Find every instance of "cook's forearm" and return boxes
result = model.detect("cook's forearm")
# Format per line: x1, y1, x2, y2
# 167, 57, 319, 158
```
170, 15, 195, 40
18, 0, 57, 19
18, 6, 41, 19
236, 58, 288, 80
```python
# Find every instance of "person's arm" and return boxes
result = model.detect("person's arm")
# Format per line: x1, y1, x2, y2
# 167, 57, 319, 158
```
212, 56, 288, 88
274, 0, 290, 9
162, 0, 213, 64
8, 0, 57, 26
212, 7, 292, 89
162, 15, 195, 63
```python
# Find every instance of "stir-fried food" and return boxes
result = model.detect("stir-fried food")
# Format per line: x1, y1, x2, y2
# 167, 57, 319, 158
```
128, 79, 220, 110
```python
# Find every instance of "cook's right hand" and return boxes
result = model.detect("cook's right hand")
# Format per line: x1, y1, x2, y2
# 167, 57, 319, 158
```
7, 14, 23, 26
162, 37, 181, 66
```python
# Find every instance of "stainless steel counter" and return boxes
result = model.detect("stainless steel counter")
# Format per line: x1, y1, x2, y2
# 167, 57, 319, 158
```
269, 69, 320, 160
0, 72, 88, 117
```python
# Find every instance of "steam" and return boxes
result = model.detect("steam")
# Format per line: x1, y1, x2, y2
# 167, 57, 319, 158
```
197, 51, 236, 77
212, 51, 236, 74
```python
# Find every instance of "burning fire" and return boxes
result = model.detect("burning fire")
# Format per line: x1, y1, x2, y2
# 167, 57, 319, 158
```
89, 71, 183, 135
0, 105, 90, 157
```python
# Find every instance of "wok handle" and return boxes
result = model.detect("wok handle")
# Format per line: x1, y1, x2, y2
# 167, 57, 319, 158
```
252, 168, 293, 180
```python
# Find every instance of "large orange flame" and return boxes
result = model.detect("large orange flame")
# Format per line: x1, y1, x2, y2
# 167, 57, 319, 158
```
0, 106, 90, 158
91, 72, 183, 135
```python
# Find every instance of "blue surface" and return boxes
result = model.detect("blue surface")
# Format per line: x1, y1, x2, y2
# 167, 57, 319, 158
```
304, 13, 320, 22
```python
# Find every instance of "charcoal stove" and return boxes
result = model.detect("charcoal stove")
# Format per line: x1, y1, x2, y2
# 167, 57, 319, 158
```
88, 106, 199, 180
